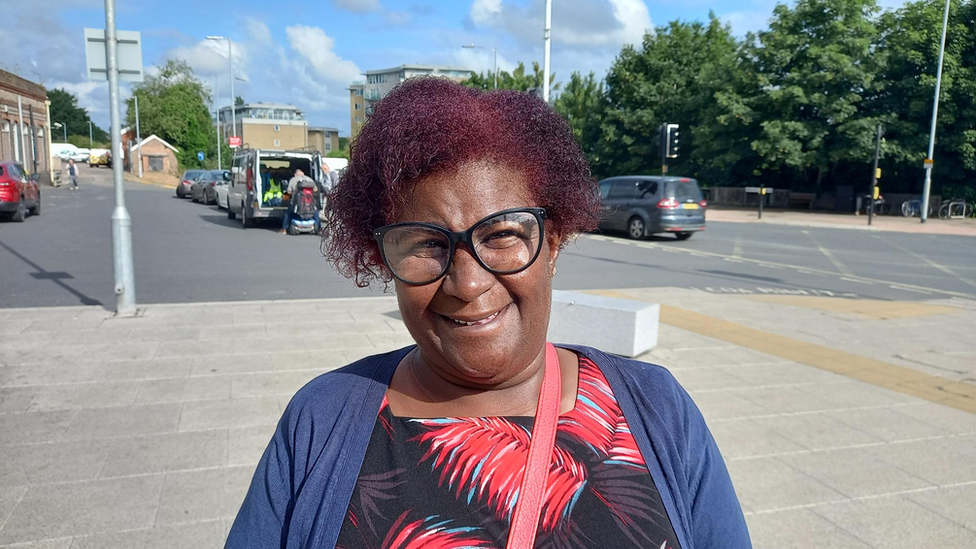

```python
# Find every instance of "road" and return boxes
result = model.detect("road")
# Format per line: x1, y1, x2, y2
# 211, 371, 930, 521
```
2, 165, 975, 308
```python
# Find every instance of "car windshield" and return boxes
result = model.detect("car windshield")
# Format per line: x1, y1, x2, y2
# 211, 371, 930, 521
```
210, 170, 229, 181
664, 180, 703, 202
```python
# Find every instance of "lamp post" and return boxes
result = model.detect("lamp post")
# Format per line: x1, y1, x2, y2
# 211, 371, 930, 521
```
543, 0, 552, 103
88, 120, 93, 147
207, 35, 236, 148
55, 121, 67, 142
920, 0, 951, 224
462, 44, 497, 89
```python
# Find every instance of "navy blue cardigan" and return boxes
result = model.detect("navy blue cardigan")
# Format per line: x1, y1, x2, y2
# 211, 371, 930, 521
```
226, 345, 751, 548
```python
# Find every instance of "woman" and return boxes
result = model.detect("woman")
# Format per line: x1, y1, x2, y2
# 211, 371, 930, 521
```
227, 78, 750, 548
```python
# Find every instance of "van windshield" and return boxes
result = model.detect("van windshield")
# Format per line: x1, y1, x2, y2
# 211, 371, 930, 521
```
664, 180, 703, 202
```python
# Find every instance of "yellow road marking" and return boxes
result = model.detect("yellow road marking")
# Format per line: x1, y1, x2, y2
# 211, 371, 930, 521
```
585, 289, 976, 414
744, 296, 960, 320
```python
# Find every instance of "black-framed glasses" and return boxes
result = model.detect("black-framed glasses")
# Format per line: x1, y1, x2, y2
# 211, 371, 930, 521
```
373, 207, 547, 286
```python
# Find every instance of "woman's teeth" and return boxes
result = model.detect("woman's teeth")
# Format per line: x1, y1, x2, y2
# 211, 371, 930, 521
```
449, 310, 501, 326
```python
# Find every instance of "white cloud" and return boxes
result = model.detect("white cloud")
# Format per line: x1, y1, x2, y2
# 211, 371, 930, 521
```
334, 0, 380, 13
167, 39, 250, 81
468, 0, 651, 50
285, 26, 362, 84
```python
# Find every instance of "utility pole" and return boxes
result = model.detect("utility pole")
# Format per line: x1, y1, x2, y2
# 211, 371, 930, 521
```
921, 0, 951, 224
493, 47, 498, 89
208, 36, 237, 149
214, 77, 221, 169
88, 120, 93, 147
135, 94, 142, 178
104, 0, 137, 315
16, 96, 26, 164
542, 0, 552, 104
660, 123, 668, 175
868, 124, 883, 226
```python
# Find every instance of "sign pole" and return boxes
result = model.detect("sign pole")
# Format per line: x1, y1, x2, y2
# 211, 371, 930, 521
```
921, 0, 951, 224
104, 0, 137, 315
135, 94, 142, 178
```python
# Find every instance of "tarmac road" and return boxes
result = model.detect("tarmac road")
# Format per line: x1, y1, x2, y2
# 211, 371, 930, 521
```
2, 165, 975, 308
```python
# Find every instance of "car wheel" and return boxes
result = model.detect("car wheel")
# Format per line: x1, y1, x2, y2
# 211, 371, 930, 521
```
627, 216, 645, 240
675, 232, 693, 241
176, 187, 185, 198
29, 193, 40, 216
11, 197, 27, 222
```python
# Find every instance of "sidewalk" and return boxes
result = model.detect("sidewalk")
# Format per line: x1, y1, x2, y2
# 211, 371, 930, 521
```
1, 291, 975, 548
708, 207, 976, 237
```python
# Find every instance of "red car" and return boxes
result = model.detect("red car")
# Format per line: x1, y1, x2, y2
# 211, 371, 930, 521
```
0, 161, 40, 222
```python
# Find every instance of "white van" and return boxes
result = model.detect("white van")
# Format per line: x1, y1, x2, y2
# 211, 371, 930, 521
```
226, 148, 323, 228
50, 143, 80, 160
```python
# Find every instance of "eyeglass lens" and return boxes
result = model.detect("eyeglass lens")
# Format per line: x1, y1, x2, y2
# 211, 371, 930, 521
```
381, 210, 541, 284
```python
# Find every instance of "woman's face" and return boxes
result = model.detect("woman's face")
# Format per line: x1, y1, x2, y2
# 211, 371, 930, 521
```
392, 160, 560, 388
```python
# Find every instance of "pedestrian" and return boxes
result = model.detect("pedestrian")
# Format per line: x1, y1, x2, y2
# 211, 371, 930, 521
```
280, 168, 315, 235
227, 78, 751, 549
68, 159, 78, 190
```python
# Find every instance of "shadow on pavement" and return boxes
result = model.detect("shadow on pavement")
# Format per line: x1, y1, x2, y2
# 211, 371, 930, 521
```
0, 241, 103, 306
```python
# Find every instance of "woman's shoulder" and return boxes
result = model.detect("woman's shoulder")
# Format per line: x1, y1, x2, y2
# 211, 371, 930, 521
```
282, 346, 411, 421
570, 345, 683, 392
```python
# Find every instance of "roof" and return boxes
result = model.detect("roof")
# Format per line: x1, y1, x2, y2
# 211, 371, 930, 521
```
365, 64, 474, 75
308, 126, 339, 133
130, 134, 179, 153
219, 102, 302, 111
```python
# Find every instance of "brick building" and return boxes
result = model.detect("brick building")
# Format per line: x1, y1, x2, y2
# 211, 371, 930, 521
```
308, 127, 339, 155
129, 135, 179, 175
218, 103, 307, 150
0, 69, 52, 183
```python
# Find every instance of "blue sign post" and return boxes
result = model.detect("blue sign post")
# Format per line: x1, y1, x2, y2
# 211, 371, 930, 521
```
197, 151, 205, 168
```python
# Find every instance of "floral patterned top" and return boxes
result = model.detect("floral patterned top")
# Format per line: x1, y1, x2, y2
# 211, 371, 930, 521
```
336, 356, 681, 549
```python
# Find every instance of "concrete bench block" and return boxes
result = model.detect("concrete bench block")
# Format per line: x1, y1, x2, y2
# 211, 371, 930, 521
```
548, 290, 659, 358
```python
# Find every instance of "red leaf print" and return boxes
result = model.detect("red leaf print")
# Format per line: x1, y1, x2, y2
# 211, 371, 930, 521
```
558, 358, 620, 457
605, 413, 645, 468
381, 511, 495, 549
410, 417, 588, 529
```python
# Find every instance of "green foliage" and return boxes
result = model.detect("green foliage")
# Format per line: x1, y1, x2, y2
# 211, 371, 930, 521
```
47, 88, 108, 143
464, 62, 560, 94
561, 0, 976, 199
126, 60, 221, 169
592, 14, 739, 180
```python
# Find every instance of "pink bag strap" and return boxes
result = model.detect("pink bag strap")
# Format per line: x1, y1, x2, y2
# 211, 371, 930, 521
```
506, 342, 562, 549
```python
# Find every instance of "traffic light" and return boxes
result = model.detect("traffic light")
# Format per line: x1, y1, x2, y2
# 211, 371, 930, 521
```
666, 124, 680, 158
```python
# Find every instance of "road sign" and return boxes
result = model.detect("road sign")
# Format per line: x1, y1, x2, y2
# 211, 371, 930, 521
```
84, 29, 144, 82
228, 136, 242, 148
197, 151, 205, 162
745, 187, 769, 194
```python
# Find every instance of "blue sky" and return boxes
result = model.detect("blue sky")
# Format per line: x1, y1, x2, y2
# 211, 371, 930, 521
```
1, 0, 909, 136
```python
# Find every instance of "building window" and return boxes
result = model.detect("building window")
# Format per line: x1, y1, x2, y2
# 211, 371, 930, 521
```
273, 139, 281, 147
325, 142, 332, 151
1, 121, 8, 132
355, 116, 363, 124
37, 127, 44, 137
355, 103, 361, 110
273, 125, 280, 132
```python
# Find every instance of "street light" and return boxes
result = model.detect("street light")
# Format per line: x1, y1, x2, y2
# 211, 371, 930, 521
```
206, 35, 236, 149
920, 0, 951, 224
53, 121, 67, 142
543, 0, 552, 103
462, 44, 497, 89
88, 120, 93, 147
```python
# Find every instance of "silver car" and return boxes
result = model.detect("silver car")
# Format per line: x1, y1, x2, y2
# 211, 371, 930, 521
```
598, 176, 706, 240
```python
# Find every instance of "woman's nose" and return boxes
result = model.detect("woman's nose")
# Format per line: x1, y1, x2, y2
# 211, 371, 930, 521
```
440, 247, 495, 302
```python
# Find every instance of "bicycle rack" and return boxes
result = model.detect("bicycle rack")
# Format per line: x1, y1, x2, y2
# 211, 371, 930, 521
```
949, 200, 967, 219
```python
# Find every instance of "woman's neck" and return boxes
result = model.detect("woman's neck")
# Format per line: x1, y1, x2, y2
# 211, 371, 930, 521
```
385, 346, 580, 418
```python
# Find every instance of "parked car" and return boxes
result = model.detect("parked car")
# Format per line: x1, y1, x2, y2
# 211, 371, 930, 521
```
0, 161, 41, 222
210, 170, 231, 209
176, 169, 206, 198
227, 148, 323, 228
88, 149, 112, 168
597, 176, 706, 240
190, 171, 217, 204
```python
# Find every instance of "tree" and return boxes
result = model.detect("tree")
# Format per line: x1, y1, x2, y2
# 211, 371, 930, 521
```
464, 62, 560, 94
873, 0, 976, 198
235, 96, 244, 106
47, 88, 108, 144
746, 0, 886, 192
595, 14, 740, 180
126, 60, 222, 169
553, 72, 605, 161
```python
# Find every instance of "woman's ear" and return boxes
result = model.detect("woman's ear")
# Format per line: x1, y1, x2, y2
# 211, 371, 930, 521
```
546, 234, 561, 277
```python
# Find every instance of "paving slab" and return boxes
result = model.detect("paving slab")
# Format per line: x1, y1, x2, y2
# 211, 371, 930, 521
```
1, 291, 975, 547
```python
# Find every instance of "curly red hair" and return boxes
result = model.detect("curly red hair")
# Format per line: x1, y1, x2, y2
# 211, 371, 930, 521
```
323, 77, 599, 287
